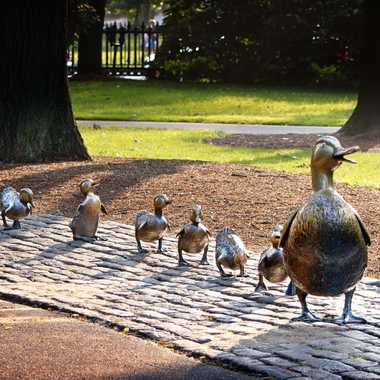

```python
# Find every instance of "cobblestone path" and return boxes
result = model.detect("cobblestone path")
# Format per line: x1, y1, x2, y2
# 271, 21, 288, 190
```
0, 214, 379, 380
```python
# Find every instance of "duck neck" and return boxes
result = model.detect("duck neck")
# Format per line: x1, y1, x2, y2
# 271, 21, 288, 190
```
311, 167, 334, 192
154, 208, 163, 217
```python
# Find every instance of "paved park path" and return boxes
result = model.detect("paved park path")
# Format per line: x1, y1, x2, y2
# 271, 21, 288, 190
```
77, 120, 340, 135
0, 215, 380, 379
0, 300, 251, 380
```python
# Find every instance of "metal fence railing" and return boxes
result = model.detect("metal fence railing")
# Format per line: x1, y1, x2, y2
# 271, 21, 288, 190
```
67, 22, 161, 76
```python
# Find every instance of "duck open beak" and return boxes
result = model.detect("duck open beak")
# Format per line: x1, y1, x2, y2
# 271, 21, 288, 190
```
30, 202, 35, 208
333, 145, 360, 164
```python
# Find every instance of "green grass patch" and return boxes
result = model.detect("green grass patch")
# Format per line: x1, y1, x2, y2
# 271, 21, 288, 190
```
80, 127, 380, 188
71, 80, 357, 126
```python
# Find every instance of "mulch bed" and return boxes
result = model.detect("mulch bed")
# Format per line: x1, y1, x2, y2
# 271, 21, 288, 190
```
1, 157, 379, 278
205, 133, 380, 151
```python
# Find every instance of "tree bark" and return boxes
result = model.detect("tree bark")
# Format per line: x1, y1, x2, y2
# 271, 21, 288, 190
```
0, 1, 90, 163
135, 0, 152, 26
78, 0, 106, 77
339, 0, 380, 136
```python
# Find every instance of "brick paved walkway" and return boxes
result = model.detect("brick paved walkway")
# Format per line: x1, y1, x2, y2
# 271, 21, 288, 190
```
0, 214, 379, 380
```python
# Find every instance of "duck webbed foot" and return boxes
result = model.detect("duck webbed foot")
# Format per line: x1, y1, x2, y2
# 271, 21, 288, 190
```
178, 251, 190, 267
94, 235, 107, 241
285, 280, 296, 296
217, 263, 232, 278
156, 239, 167, 254
73, 235, 96, 243
254, 275, 267, 292
335, 288, 366, 324
7, 220, 22, 230
237, 265, 248, 277
136, 240, 148, 254
292, 288, 320, 323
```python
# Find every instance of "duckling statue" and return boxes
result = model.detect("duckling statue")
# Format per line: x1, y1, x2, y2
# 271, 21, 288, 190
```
176, 205, 211, 266
135, 194, 172, 254
69, 179, 108, 242
1, 187, 34, 229
215, 227, 249, 277
255, 224, 295, 296
280, 136, 370, 323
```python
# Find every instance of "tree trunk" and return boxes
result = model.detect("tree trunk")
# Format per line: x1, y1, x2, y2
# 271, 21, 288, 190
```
78, 0, 106, 77
0, 1, 90, 163
339, 0, 380, 136
135, 0, 152, 26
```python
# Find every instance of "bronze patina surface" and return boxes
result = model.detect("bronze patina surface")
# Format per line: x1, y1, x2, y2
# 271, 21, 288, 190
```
280, 136, 370, 323
176, 205, 210, 266
135, 194, 171, 254
255, 224, 295, 295
215, 227, 249, 277
69, 179, 108, 242
1, 187, 34, 229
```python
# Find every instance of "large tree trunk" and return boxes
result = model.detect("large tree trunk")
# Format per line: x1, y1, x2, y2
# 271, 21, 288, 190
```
0, 1, 90, 162
339, 0, 380, 136
78, 0, 106, 77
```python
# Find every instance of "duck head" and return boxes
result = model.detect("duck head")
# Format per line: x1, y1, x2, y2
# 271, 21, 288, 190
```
190, 205, 202, 225
80, 179, 97, 194
271, 224, 283, 248
311, 136, 359, 191
20, 188, 35, 208
153, 194, 172, 212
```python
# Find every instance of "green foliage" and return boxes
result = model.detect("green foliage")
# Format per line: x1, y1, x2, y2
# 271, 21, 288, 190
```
70, 79, 356, 126
154, 0, 362, 85
80, 126, 380, 188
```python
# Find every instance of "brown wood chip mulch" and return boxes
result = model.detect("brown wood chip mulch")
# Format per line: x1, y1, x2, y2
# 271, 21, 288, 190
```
1, 157, 379, 279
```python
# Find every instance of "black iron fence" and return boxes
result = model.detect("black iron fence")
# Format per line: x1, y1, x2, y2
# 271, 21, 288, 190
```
67, 23, 161, 76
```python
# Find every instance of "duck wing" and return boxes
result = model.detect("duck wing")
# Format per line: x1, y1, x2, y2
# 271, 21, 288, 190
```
353, 210, 371, 246
279, 208, 299, 248
1, 187, 17, 212
176, 226, 185, 238
135, 211, 149, 230
101, 203, 108, 215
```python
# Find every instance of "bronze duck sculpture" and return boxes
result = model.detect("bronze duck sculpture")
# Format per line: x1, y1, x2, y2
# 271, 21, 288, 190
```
280, 136, 370, 323
255, 224, 295, 295
1, 187, 34, 229
69, 179, 108, 242
135, 194, 172, 254
215, 227, 249, 277
176, 205, 211, 266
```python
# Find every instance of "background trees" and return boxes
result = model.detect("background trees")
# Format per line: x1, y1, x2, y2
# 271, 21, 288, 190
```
0, 1, 89, 162
155, 0, 361, 86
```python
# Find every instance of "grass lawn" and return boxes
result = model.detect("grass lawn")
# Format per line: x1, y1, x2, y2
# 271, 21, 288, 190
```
81, 127, 380, 188
71, 80, 357, 126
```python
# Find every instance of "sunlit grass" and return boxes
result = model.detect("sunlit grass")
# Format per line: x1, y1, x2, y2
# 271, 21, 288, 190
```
71, 80, 357, 126
80, 127, 380, 188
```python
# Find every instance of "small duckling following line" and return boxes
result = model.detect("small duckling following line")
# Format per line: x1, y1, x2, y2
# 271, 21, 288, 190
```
176, 205, 211, 266
69, 179, 108, 242
215, 227, 249, 277
135, 194, 172, 254
255, 224, 295, 296
1, 187, 34, 229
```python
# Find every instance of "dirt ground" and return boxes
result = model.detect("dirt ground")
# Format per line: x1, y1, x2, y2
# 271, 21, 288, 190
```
0, 156, 379, 278
205, 133, 380, 151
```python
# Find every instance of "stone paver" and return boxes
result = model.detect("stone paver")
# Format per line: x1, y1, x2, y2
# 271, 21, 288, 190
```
0, 214, 379, 380
78, 120, 340, 135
